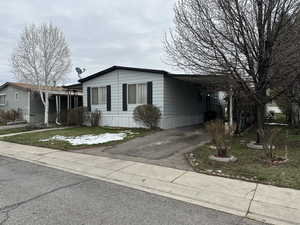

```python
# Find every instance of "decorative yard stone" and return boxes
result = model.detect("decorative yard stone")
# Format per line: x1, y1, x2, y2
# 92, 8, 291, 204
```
209, 155, 237, 163
247, 141, 264, 150
247, 141, 275, 150
209, 145, 217, 150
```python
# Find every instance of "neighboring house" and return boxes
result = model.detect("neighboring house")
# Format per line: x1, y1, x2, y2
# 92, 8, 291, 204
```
79, 66, 223, 129
0, 82, 83, 124
266, 101, 282, 114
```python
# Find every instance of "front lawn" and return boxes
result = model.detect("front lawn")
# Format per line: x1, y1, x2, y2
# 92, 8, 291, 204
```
1, 126, 151, 150
187, 126, 300, 190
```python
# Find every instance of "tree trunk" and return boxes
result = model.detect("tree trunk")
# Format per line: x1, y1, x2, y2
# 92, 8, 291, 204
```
40, 90, 49, 127
44, 92, 49, 126
286, 103, 293, 127
256, 103, 265, 144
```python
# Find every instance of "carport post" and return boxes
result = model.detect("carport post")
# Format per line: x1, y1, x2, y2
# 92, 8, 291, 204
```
67, 93, 70, 110
229, 89, 233, 129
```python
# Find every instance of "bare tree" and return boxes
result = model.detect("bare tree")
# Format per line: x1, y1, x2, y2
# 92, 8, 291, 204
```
272, 13, 300, 126
11, 23, 71, 126
165, 0, 300, 142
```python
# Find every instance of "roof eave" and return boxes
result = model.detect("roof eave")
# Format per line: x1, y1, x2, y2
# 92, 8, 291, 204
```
79, 65, 169, 83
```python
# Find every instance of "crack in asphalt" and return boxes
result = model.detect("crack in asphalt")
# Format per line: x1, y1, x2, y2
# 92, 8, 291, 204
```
0, 179, 91, 225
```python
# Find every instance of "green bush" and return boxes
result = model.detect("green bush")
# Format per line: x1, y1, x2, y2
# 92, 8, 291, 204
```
0, 109, 21, 123
133, 104, 161, 129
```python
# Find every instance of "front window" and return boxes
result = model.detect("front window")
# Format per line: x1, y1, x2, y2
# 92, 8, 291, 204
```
91, 88, 98, 105
98, 87, 107, 104
0, 95, 6, 105
128, 83, 147, 104
91, 87, 107, 105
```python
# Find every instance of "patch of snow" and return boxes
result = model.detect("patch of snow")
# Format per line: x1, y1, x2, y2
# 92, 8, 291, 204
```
40, 133, 127, 145
265, 122, 288, 126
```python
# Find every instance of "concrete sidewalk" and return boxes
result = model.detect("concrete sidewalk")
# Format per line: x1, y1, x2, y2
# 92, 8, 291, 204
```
0, 141, 299, 225
0, 126, 71, 138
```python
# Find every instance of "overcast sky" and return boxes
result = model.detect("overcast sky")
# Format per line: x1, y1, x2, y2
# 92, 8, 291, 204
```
0, 0, 180, 85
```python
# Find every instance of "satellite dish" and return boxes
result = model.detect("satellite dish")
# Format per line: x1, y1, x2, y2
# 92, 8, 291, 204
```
75, 67, 86, 79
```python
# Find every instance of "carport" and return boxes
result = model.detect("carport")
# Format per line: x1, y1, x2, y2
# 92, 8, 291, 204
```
169, 74, 231, 123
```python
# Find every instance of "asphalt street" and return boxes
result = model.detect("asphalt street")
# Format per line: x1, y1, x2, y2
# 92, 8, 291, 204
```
0, 156, 266, 225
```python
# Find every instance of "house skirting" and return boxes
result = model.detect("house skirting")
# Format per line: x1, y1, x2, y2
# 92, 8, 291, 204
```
98, 114, 204, 129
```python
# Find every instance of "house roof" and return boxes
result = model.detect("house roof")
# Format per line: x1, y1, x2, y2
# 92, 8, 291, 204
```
0, 82, 67, 92
78, 65, 229, 91
0, 82, 84, 96
78, 65, 169, 83
62, 83, 82, 90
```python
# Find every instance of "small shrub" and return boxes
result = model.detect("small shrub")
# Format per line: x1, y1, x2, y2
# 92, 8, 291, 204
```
90, 110, 101, 127
25, 123, 46, 130
64, 107, 87, 126
0, 109, 21, 123
206, 120, 232, 157
258, 128, 288, 163
133, 104, 161, 129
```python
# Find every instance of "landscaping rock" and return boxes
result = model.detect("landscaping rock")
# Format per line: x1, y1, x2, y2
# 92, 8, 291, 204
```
247, 141, 275, 150
209, 155, 237, 162
246, 141, 264, 150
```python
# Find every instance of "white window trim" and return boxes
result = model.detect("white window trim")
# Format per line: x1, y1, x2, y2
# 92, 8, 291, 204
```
127, 83, 147, 105
0, 94, 6, 106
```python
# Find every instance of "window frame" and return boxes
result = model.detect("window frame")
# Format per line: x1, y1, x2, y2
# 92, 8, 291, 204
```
91, 86, 107, 106
0, 94, 6, 106
127, 83, 147, 105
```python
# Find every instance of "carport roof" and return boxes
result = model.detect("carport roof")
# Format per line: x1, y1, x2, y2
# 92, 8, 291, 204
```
169, 74, 229, 91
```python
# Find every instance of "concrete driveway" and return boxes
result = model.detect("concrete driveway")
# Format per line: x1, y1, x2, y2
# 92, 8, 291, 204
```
71, 126, 210, 171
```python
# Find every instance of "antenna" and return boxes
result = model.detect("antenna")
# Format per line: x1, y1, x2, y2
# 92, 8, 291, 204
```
75, 67, 86, 79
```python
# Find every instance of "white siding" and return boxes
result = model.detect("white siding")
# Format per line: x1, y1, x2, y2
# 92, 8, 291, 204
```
162, 76, 206, 129
82, 69, 208, 129
83, 69, 164, 128
0, 86, 30, 122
